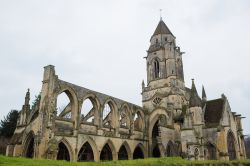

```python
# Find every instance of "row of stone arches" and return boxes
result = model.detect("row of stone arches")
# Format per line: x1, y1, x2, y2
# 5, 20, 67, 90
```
56, 89, 144, 131
56, 141, 145, 161
23, 132, 145, 161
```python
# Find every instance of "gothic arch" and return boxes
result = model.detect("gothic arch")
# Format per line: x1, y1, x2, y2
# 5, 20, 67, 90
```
55, 87, 78, 125
82, 93, 101, 109
102, 98, 118, 128
77, 142, 94, 161
133, 143, 146, 159
78, 136, 99, 161
100, 139, 117, 161
133, 109, 145, 131
119, 104, 131, 128
23, 131, 35, 158
148, 110, 169, 142
227, 130, 237, 160
152, 120, 159, 139
150, 57, 162, 65
153, 58, 160, 79
118, 141, 132, 160
57, 138, 74, 161
80, 93, 101, 124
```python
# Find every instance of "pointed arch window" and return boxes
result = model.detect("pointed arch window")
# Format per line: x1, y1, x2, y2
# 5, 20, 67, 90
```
81, 98, 96, 123
134, 112, 143, 131
120, 106, 129, 128
56, 91, 72, 120
102, 102, 114, 128
153, 59, 160, 79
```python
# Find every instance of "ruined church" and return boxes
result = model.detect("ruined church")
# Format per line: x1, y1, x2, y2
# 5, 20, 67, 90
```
7, 19, 246, 161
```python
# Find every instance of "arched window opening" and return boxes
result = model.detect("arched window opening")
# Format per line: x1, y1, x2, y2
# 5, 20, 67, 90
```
206, 143, 216, 160
56, 92, 72, 119
156, 38, 159, 44
154, 60, 160, 79
227, 132, 236, 160
78, 142, 94, 162
100, 144, 112, 161
57, 142, 70, 161
134, 112, 143, 131
120, 107, 129, 128
81, 98, 94, 123
24, 135, 34, 158
152, 145, 161, 158
103, 102, 113, 127
166, 141, 174, 157
133, 146, 144, 159
152, 120, 159, 139
118, 145, 128, 160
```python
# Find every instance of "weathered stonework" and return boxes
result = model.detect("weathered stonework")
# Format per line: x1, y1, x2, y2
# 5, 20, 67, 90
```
7, 19, 246, 161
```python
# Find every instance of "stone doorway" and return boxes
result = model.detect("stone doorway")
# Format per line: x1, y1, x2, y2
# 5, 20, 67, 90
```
24, 136, 34, 158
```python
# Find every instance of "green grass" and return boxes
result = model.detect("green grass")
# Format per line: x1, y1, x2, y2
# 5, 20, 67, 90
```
0, 155, 250, 166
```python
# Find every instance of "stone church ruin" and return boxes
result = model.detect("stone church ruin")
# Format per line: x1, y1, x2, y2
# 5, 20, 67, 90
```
6, 19, 246, 161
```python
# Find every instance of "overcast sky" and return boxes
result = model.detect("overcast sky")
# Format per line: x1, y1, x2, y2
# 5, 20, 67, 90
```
0, 0, 249, 134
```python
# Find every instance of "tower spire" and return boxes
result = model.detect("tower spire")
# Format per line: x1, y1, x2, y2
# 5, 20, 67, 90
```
189, 79, 202, 107
152, 19, 174, 37
202, 85, 207, 101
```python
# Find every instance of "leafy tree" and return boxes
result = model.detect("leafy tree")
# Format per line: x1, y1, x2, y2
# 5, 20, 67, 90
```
32, 93, 41, 108
0, 110, 19, 138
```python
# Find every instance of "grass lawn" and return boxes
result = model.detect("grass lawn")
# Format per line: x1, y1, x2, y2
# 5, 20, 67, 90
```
0, 155, 250, 166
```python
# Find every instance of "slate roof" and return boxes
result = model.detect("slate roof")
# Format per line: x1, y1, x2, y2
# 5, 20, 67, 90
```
152, 20, 174, 36
204, 98, 225, 128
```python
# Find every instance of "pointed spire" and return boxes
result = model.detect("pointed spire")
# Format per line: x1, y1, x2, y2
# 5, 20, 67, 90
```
152, 19, 174, 37
189, 79, 202, 107
202, 85, 207, 101
142, 80, 145, 91
25, 88, 30, 105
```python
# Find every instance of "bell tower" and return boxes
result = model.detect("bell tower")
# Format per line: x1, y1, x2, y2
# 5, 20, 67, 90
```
142, 19, 186, 112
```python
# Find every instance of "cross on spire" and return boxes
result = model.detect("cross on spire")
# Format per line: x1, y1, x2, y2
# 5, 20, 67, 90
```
159, 9, 162, 21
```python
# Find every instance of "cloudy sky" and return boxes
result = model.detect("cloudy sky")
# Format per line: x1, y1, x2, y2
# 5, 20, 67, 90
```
0, 0, 249, 134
